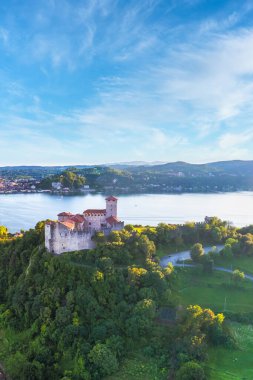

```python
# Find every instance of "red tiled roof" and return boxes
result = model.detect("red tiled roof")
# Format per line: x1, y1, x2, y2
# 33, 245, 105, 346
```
106, 196, 118, 201
106, 216, 120, 225
59, 220, 75, 229
58, 212, 73, 216
83, 209, 106, 215
71, 214, 85, 223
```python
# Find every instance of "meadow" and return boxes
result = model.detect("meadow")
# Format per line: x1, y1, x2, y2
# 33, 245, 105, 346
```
176, 266, 253, 313
176, 265, 253, 379
213, 254, 253, 275
207, 323, 253, 380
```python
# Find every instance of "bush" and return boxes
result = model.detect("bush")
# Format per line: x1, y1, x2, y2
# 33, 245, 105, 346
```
190, 243, 204, 262
88, 343, 119, 377
176, 361, 206, 380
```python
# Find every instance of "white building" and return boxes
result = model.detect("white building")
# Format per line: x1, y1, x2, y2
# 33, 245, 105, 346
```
45, 196, 124, 254
52, 182, 62, 190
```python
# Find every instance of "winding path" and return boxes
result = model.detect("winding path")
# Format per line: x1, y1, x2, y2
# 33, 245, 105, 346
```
160, 245, 253, 282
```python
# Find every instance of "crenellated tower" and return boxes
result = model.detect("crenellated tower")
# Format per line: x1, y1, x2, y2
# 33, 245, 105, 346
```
105, 196, 118, 218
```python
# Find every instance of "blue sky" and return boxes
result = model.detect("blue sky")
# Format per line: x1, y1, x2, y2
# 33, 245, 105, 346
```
1, 0, 253, 165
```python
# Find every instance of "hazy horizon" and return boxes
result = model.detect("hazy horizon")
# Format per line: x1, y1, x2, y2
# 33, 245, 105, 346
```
1, 158, 253, 168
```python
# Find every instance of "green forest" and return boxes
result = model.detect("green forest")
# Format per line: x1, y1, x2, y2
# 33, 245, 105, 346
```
39, 171, 86, 190
0, 218, 253, 379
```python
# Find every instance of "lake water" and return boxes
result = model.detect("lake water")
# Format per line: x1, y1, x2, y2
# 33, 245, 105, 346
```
0, 192, 253, 232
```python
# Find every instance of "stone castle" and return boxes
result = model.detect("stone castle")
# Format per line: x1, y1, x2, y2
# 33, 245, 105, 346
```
45, 196, 124, 254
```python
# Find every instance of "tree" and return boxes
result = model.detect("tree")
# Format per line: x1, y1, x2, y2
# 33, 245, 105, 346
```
176, 361, 206, 380
88, 343, 119, 377
128, 267, 147, 287
92, 231, 106, 243
202, 255, 213, 274
183, 222, 198, 244
232, 269, 245, 286
156, 223, 177, 246
241, 234, 253, 256
222, 244, 233, 259
124, 224, 135, 232
138, 234, 156, 259
108, 231, 121, 243
133, 298, 156, 320
190, 243, 204, 262
5, 351, 29, 380
0, 225, 8, 236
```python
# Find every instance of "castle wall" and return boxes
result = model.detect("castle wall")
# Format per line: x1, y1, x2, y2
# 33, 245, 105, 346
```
111, 221, 124, 230
45, 224, 96, 254
84, 214, 106, 230
45, 224, 53, 252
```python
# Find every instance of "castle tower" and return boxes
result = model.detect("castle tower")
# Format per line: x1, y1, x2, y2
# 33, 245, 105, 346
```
106, 196, 118, 218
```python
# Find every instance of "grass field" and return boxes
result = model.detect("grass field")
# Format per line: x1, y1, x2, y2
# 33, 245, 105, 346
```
176, 266, 253, 379
214, 254, 253, 275
176, 267, 253, 313
156, 243, 191, 259
208, 323, 253, 380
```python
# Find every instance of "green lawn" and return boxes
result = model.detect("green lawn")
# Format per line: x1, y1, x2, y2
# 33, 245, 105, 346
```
214, 254, 253, 275
176, 267, 253, 379
176, 267, 253, 313
208, 323, 253, 380
156, 244, 191, 259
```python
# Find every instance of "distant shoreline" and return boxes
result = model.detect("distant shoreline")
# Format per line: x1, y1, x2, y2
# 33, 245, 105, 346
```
0, 189, 253, 196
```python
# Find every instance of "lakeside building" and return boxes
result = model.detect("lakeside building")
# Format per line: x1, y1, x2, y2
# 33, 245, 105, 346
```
45, 196, 124, 254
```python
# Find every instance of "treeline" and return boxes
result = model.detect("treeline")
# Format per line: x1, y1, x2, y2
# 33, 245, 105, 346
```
106, 216, 236, 249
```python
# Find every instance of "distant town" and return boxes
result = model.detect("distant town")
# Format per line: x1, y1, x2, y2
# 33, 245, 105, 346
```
0, 177, 94, 195
0, 177, 39, 194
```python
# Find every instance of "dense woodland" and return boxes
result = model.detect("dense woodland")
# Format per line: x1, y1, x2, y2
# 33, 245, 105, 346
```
0, 218, 253, 379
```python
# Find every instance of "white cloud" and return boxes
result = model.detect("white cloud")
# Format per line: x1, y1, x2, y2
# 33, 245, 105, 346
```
218, 131, 253, 150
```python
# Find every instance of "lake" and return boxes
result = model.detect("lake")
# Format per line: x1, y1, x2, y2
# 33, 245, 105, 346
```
0, 192, 253, 232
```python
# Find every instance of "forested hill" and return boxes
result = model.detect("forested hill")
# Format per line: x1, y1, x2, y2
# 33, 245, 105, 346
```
0, 218, 245, 379
1, 160, 253, 177
117, 159, 253, 175
0, 222, 174, 379
1, 160, 253, 193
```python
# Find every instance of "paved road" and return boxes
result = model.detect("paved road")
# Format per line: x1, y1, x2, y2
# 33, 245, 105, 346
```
160, 245, 253, 282
213, 266, 253, 281
160, 245, 224, 266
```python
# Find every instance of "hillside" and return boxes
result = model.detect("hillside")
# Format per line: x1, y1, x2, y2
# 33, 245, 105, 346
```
0, 218, 240, 379
1, 160, 253, 193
